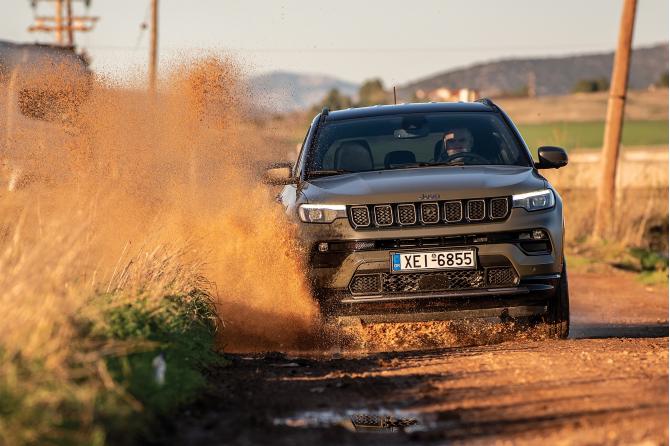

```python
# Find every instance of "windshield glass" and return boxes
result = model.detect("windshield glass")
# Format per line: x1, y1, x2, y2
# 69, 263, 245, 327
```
308, 112, 531, 175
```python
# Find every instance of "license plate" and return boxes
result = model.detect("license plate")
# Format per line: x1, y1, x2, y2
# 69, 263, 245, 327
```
391, 248, 477, 273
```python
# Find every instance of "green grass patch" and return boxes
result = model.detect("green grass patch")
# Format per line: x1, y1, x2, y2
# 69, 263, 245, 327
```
637, 269, 669, 286
565, 254, 597, 271
518, 120, 668, 151
99, 292, 223, 442
0, 291, 222, 446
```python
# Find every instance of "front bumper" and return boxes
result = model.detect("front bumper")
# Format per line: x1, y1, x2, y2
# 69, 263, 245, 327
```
297, 206, 564, 321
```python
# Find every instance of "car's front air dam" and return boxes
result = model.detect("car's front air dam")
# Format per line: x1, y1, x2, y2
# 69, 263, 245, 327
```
316, 281, 556, 322
309, 243, 558, 290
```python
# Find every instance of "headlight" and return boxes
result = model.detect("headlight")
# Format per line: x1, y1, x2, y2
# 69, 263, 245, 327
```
512, 189, 555, 211
298, 204, 347, 223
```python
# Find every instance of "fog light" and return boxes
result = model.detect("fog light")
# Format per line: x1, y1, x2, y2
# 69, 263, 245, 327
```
532, 229, 546, 240
318, 242, 329, 252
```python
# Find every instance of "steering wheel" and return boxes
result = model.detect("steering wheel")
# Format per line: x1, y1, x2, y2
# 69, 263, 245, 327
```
440, 152, 490, 165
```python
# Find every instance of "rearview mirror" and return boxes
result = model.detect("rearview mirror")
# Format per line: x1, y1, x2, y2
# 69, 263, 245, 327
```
535, 146, 568, 169
263, 162, 295, 185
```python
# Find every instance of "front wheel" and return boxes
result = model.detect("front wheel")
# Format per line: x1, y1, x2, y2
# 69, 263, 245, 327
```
544, 259, 570, 339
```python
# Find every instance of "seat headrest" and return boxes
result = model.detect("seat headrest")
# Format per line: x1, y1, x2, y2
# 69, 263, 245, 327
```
334, 140, 373, 172
384, 150, 416, 168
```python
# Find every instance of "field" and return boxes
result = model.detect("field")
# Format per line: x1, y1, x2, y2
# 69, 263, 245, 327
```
517, 119, 668, 150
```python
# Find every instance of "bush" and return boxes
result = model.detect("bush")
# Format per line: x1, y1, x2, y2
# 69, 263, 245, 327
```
572, 78, 609, 93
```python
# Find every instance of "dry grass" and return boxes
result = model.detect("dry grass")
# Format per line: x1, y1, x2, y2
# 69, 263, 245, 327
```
497, 88, 668, 124
545, 149, 668, 248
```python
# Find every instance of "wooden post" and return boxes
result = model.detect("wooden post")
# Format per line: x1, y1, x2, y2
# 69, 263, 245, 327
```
592, 0, 637, 239
65, 0, 74, 46
55, 0, 63, 45
149, 0, 159, 90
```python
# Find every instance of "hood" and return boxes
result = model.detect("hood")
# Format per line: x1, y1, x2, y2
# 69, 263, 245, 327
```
302, 165, 546, 205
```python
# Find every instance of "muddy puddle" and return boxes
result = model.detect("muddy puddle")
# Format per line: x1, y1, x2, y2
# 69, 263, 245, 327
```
273, 409, 429, 434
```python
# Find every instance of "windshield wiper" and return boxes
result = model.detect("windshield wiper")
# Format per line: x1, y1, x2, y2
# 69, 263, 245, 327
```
387, 161, 460, 170
307, 169, 353, 178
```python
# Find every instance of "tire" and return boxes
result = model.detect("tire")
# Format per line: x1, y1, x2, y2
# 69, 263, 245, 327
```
544, 259, 570, 339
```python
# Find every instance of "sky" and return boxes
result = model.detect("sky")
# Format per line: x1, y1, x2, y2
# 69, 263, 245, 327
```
2, 0, 668, 85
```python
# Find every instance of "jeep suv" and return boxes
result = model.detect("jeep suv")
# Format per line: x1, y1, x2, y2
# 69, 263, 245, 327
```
265, 99, 569, 338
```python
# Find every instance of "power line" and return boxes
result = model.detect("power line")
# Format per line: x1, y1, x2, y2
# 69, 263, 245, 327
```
85, 43, 617, 53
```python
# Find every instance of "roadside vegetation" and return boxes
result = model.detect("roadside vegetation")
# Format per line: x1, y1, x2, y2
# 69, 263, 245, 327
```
0, 220, 221, 445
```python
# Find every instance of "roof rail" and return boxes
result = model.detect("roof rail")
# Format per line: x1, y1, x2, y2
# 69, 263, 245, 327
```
474, 97, 499, 110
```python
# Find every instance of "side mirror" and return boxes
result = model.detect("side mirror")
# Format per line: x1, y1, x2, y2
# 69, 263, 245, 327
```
263, 162, 295, 185
535, 146, 568, 169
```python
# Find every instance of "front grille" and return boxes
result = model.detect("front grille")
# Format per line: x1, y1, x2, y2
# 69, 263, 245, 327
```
348, 267, 518, 295
489, 198, 509, 219
466, 200, 485, 221
374, 205, 393, 226
348, 196, 510, 230
351, 206, 371, 227
397, 204, 416, 225
420, 203, 440, 224
444, 201, 463, 223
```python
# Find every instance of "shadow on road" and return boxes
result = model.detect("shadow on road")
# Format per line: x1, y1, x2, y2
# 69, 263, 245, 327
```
571, 323, 669, 339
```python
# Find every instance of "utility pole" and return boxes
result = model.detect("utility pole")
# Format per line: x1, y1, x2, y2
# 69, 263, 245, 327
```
55, 0, 63, 44
149, 0, 159, 90
28, 0, 99, 47
65, 0, 74, 46
592, 0, 637, 239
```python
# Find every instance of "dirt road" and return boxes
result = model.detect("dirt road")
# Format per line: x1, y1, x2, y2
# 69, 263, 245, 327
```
159, 270, 668, 446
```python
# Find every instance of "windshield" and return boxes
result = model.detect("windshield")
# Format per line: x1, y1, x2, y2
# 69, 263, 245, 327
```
307, 112, 531, 176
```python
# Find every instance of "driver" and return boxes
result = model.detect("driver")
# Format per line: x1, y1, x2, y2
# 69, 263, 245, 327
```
437, 128, 474, 162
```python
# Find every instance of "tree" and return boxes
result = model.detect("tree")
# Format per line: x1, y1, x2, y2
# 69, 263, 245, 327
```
572, 77, 610, 93
657, 71, 669, 88
357, 78, 389, 107
314, 88, 353, 112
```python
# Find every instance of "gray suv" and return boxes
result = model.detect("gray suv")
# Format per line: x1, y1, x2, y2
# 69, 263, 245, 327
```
266, 99, 569, 338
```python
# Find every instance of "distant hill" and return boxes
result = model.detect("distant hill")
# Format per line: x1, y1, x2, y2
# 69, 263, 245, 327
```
250, 71, 358, 113
399, 43, 669, 99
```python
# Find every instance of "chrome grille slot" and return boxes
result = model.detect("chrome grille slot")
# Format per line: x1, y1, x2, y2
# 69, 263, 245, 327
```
350, 206, 371, 227
444, 201, 463, 223
374, 205, 393, 226
489, 198, 509, 219
420, 202, 440, 224
466, 200, 485, 221
397, 204, 417, 225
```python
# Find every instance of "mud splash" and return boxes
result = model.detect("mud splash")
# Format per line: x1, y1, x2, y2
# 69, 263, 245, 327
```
329, 319, 551, 353
0, 55, 320, 351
